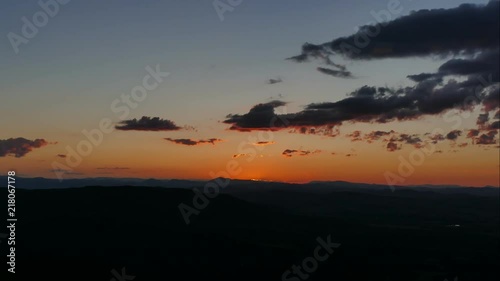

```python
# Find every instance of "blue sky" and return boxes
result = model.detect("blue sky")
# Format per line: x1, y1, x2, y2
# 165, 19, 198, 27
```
1, 0, 497, 186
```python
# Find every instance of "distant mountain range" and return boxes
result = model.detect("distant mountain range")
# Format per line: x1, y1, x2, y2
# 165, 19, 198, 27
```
2, 177, 498, 196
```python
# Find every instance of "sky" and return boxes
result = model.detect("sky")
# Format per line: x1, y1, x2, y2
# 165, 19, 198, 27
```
0, 0, 498, 186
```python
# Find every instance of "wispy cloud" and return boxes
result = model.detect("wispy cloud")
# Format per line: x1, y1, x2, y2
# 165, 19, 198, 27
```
165, 138, 224, 146
282, 149, 321, 158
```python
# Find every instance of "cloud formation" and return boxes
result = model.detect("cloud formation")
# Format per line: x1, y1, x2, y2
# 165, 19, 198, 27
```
282, 149, 321, 158
235, 7, 500, 131
364, 130, 394, 143
386, 142, 400, 152
116, 116, 181, 131
225, 77, 498, 132
446, 130, 463, 141
476, 130, 498, 145
0, 138, 48, 157
165, 138, 223, 146
291, 2, 499, 61
316, 67, 353, 78
226, 2, 499, 149
224, 100, 289, 131
267, 77, 283, 85
252, 141, 275, 146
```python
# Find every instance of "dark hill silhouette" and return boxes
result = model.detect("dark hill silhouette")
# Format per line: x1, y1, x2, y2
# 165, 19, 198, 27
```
0, 185, 498, 281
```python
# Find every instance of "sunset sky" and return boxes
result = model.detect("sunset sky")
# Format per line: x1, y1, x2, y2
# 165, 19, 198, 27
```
1, 0, 498, 186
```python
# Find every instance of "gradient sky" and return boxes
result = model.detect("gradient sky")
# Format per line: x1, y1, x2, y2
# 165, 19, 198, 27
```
1, 0, 498, 186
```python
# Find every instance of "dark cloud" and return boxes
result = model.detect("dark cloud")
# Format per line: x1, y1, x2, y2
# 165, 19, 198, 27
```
476, 130, 498, 145
0, 138, 48, 157
287, 43, 332, 64
394, 134, 423, 148
446, 130, 462, 141
267, 77, 283, 85
230, 3, 500, 133
477, 113, 490, 126
116, 116, 181, 131
466, 129, 481, 139
57, 154, 67, 158
407, 73, 441, 83
316, 67, 353, 78
223, 100, 289, 131
165, 138, 223, 146
386, 142, 400, 152
282, 149, 321, 158
364, 130, 395, 143
287, 43, 351, 78
291, 2, 499, 61
225, 78, 497, 131
466, 127, 497, 145
346, 131, 362, 142
429, 133, 446, 144
252, 141, 275, 146
290, 126, 340, 137
487, 120, 500, 130
410, 49, 500, 84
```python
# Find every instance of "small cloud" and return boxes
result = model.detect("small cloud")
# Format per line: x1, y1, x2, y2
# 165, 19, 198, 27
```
165, 138, 224, 146
251, 141, 275, 146
0, 138, 49, 158
466, 129, 480, 139
476, 130, 498, 145
386, 142, 400, 152
317, 67, 353, 78
446, 130, 462, 141
282, 149, 321, 158
116, 116, 181, 131
233, 153, 249, 159
364, 130, 395, 143
346, 131, 362, 142
267, 77, 283, 85
477, 113, 490, 126
429, 133, 446, 144
56, 154, 67, 158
